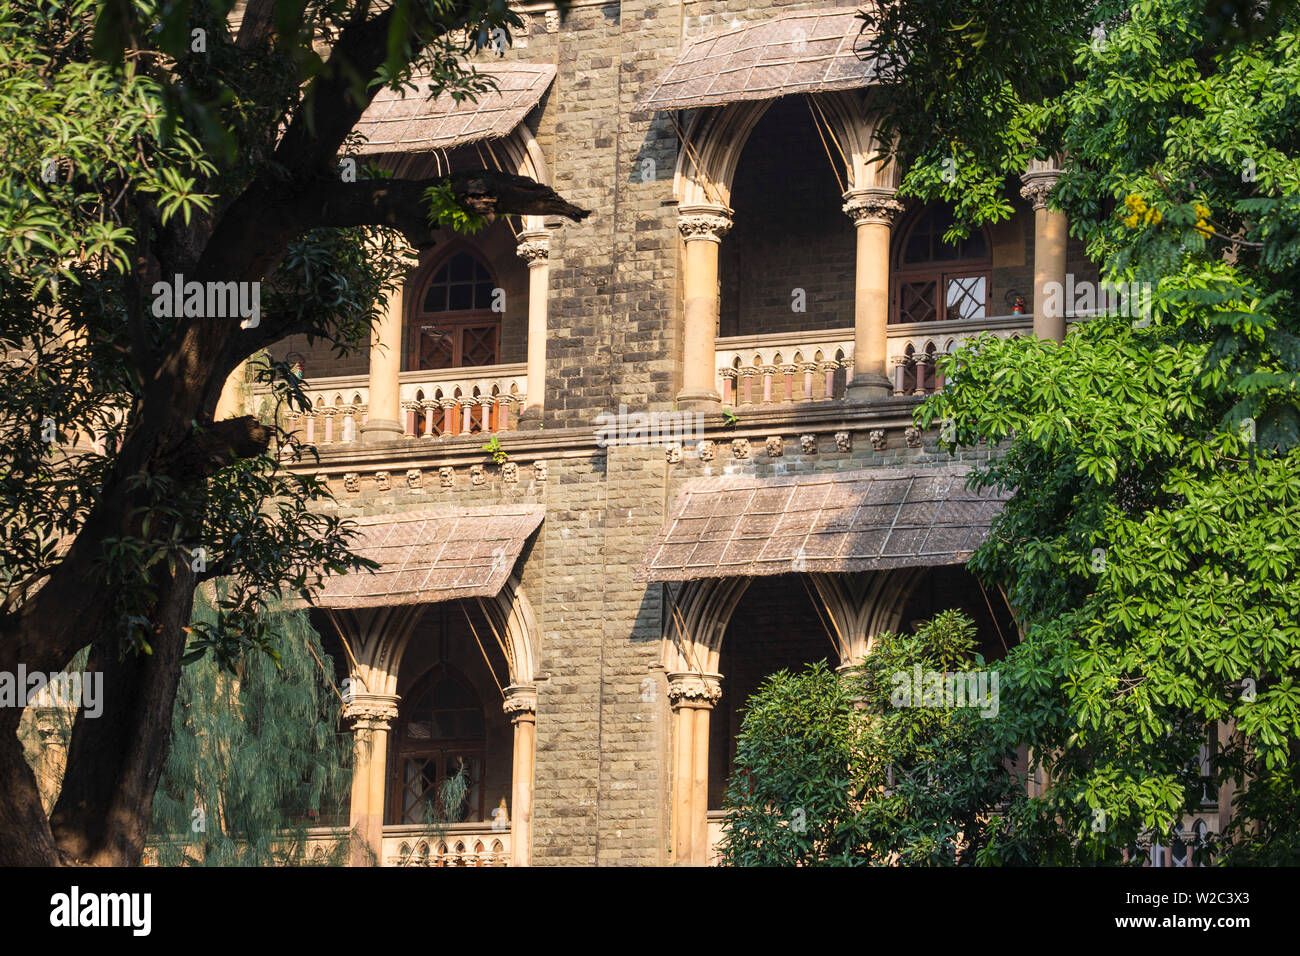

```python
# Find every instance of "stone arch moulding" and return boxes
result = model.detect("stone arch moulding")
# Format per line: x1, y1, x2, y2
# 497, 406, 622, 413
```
325, 574, 540, 697
671, 93, 900, 210
807, 567, 929, 666
660, 577, 752, 676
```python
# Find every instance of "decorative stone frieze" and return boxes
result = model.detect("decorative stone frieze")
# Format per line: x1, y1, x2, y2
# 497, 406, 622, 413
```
534, 460, 548, 482
800, 434, 818, 454
406, 468, 422, 489
731, 438, 749, 459
834, 431, 852, 453
439, 466, 454, 487
697, 440, 715, 461
868, 429, 887, 451
502, 461, 519, 483
765, 436, 784, 458
904, 426, 924, 448
470, 464, 485, 486
343, 472, 360, 493
375, 471, 391, 491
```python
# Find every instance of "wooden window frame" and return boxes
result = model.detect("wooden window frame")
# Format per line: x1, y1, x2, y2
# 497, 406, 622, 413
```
405, 244, 502, 372
389, 664, 488, 825
890, 205, 993, 324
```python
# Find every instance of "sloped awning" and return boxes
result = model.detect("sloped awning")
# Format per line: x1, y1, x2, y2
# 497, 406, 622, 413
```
354, 63, 556, 154
638, 467, 1008, 583
314, 506, 544, 609
634, 7, 878, 114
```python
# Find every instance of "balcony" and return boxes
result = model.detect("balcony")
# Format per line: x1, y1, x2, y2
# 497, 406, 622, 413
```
716, 314, 1032, 405
382, 823, 510, 867
266, 364, 527, 445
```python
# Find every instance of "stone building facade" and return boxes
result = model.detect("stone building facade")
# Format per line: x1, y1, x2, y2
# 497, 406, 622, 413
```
219, 1, 1223, 866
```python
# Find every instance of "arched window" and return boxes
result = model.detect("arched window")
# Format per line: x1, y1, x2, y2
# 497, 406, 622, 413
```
892, 205, 992, 324
391, 665, 486, 825
407, 248, 500, 371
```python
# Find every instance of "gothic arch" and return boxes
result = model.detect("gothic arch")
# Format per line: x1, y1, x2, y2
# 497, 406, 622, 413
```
660, 577, 752, 675
672, 93, 900, 211
328, 575, 540, 697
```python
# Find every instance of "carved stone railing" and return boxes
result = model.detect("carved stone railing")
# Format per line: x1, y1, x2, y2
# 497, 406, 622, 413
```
886, 314, 1032, 397
716, 328, 855, 406
383, 823, 510, 867
267, 364, 527, 445
716, 316, 1033, 404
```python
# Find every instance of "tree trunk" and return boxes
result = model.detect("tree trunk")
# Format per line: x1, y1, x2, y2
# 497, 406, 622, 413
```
0, 708, 63, 865
50, 566, 196, 866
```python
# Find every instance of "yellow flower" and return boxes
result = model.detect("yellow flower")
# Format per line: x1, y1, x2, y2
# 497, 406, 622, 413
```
1144, 207, 1162, 225
1123, 213, 1140, 228
1195, 219, 1213, 237
1194, 203, 1211, 220
1124, 193, 1147, 212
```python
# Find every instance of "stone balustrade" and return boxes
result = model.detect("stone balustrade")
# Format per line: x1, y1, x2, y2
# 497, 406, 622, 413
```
384, 823, 510, 867
716, 315, 1033, 404
269, 364, 527, 445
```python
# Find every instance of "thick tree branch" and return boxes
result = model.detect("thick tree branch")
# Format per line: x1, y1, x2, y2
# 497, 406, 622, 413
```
304, 169, 590, 244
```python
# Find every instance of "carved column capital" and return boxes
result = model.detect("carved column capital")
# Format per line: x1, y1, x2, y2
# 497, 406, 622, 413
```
343, 692, 400, 730
677, 204, 733, 243
503, 684, 537, 722
667, 672, 723, 709
1019, 163, 1063, 211
842, 187, 904, 227
516, 230, 550, 264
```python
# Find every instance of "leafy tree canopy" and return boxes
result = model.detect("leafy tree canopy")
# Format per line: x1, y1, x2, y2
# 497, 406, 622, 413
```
854, 0, 1300, 862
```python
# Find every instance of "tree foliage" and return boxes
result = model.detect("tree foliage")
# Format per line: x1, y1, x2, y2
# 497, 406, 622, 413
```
720, 611, 1023, 866
149, 591, 351, 866
856, 0, 1300, 862
0, 0, 584, 865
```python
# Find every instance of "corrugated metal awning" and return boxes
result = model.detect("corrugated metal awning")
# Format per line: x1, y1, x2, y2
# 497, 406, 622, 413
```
638, 467, 1007, 582
354, 63, 556, 154
634, 8, 877, 113
314, 506, 544, 609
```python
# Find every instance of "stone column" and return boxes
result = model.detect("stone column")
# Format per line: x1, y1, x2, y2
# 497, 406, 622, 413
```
503, 685, 537, 867
344, 693, 399, 867
517, 232, 550, 420
843, 187, 905, 400
677, 205, 732, 410
1020, 163, 1069, 343
213, 364, 244, 420
668, 672, 722, 865
362, 279, 407, 442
